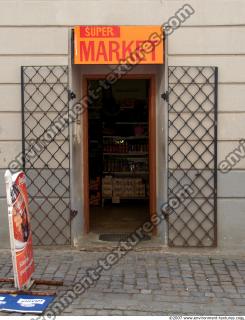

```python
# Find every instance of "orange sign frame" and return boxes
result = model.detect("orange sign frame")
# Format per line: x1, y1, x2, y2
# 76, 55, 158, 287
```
74, 26, 164, 64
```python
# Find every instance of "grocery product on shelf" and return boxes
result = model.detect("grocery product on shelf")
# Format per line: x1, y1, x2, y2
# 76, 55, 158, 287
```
102, 176, 146, 202
88, 82, 149, 207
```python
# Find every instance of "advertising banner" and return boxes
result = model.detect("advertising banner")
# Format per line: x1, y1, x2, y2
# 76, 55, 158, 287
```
0, 294, 54, 313
74, 25, 164, 64
5, 170, 35, 290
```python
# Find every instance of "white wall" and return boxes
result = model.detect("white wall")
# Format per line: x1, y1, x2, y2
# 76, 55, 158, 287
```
0, 23, 69, 249
0, 0, 244, 250
167, 5, 245, 251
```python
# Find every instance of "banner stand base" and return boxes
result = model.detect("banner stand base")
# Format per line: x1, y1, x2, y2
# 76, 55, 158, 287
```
0, 277, 63, 296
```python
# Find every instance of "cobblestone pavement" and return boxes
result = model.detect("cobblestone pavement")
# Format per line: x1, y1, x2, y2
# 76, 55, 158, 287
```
0, 249, 245, 316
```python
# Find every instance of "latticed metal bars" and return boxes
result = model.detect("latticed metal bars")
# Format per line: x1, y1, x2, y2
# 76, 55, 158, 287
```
167, 66, 218, 247
21, 66, 71, 245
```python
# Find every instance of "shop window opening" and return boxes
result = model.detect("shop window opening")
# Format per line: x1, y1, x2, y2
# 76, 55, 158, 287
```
87, 79, 151, 235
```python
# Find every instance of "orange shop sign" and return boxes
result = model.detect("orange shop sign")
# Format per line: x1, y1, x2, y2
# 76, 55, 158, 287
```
74, 26, 164, 64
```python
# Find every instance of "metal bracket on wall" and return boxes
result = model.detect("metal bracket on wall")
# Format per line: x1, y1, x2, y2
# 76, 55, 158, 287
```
68, 90, 76, 101
161, 91, 169, 102
70, 209, 78, 220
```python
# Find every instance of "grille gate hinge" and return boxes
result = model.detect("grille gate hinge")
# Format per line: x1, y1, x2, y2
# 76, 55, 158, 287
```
161, 91, 169, 102
70, 209, 78, 220
68, 90, 76, 101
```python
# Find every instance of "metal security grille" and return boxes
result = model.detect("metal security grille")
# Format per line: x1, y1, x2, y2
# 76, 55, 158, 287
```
167, 66, 218, 247
21, 66, 71, 245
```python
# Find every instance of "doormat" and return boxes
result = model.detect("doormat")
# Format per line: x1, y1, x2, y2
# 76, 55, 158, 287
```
99, 233, 151, 242
0, 294, 55, 314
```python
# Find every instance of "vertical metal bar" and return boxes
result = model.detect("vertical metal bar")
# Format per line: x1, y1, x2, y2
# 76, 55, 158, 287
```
68, 28, 74, 242
165, 65, 169, 246
213, 67, 218, 247
71, 28, 74, 63
20, 66, 26, 171
67, 66, 72, 240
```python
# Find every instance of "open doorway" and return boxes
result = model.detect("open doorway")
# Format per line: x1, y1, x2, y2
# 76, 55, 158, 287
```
83, 76, 156, 235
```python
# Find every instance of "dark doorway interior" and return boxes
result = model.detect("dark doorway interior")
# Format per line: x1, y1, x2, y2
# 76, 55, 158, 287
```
88, 79, 150, 234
